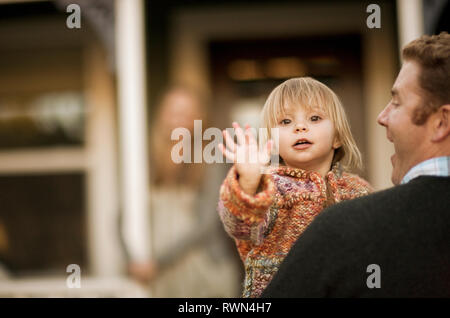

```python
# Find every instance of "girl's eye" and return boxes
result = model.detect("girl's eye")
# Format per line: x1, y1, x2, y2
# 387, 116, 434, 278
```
310, 115, 321, 122
280, 119, 291, 125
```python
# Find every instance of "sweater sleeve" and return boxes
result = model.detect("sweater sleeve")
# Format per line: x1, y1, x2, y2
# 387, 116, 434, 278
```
217, 166, 276, 245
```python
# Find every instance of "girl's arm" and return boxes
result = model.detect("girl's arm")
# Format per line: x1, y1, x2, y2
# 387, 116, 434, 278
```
217, 165, 276, 246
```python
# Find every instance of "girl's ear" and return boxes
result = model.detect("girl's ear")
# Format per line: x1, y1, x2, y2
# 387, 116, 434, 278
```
332, 136, 342, 149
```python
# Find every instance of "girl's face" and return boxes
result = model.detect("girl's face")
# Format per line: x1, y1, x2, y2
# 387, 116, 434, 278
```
275, 104, 341, 175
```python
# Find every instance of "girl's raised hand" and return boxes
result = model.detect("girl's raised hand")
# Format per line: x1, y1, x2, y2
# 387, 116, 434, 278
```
219, 122, 272, 195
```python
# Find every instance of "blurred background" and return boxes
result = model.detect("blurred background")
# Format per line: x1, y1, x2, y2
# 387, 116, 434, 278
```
0, 0, 448, 297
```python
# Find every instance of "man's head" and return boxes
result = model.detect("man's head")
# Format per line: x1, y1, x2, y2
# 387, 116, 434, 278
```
377, 32, 450, 185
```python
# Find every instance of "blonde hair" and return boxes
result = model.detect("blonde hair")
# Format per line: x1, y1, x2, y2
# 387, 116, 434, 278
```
261, 77, 362, 171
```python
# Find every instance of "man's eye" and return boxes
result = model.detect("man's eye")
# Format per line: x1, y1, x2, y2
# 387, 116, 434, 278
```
280, 119, 291, 125
310, 115, 321, 121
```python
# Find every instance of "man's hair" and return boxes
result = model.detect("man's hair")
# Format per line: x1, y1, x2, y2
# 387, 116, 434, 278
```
402, 32, 450, 124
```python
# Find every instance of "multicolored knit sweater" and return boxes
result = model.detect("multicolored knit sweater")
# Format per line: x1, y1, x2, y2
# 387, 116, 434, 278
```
217, 164, 373, 298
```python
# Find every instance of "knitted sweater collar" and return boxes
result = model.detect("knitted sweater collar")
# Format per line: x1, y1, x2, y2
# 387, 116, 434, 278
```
273, 162, 343, 180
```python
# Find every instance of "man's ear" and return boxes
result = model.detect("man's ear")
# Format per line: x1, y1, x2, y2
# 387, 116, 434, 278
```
431, 104, 450, 142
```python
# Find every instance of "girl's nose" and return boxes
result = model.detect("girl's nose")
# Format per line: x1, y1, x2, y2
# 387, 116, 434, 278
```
295, 122, 308, 132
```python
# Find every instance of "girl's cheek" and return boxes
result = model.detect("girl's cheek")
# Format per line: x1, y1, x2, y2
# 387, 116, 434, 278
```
278, 141, 288, 155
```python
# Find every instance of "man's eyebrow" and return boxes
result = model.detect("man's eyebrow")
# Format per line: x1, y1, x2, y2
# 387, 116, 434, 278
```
391, 89, 398, 96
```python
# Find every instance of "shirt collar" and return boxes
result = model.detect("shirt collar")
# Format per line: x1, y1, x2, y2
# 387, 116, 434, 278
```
401, 156, 450, 184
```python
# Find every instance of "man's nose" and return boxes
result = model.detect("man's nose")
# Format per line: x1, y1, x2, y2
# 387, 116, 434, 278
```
377, 105, 389, 127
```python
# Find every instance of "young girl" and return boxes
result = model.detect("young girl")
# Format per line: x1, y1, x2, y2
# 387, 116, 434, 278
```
217, 77, 373, 298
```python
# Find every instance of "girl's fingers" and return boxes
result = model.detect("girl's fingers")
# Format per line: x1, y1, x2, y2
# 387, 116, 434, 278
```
266, 139, 273, 155
222, 129, 236, 153
245, 125, 257, 146
218, 143, 236, 162
232, 122, 246, 146
259, 139, 273, 165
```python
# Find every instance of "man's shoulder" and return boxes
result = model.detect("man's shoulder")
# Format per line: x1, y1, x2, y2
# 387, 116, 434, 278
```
331, 175, 449, 210
263, 176, 450, 298
321, 183, 397, 221
317, 176, 450, 234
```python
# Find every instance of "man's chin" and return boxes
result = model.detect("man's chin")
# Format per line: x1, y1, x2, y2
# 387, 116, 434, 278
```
391, 173, 401, 185
391, 166, 406, 185
390, 154, 401, 185
390, 153, 397, 166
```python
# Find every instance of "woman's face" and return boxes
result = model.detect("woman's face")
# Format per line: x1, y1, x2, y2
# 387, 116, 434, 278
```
160, 91, 201, 132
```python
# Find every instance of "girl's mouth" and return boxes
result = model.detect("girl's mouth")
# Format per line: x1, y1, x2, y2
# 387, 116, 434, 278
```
292, 139, 312, 150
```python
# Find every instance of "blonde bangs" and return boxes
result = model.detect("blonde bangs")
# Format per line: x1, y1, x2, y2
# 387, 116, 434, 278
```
261, 77, 363, 172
